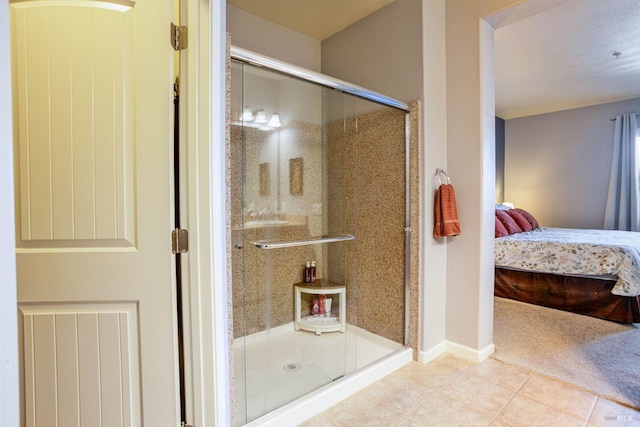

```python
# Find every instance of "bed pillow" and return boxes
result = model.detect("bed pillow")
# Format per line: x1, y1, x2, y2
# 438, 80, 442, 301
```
514, 208, 539, 229
495, 215, 509, 238
507, 209, 533, 232
495, 209, 523, 234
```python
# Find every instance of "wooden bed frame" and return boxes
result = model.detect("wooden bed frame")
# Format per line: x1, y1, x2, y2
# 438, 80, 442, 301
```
494, 267, 640, 324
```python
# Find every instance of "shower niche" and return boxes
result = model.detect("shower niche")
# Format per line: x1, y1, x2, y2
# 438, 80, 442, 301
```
229, 48, 411, 425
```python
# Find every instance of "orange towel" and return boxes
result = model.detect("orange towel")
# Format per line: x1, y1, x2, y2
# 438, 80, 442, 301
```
433, 184, 461, 237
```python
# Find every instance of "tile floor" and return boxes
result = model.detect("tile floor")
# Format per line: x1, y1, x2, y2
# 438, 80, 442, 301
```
300, 354, 640, 427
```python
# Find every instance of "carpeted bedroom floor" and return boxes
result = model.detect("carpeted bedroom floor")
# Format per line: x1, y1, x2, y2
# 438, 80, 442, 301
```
492, 297, 640, 409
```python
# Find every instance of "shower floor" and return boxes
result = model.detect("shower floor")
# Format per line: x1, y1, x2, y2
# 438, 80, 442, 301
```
233, 322, 403, 425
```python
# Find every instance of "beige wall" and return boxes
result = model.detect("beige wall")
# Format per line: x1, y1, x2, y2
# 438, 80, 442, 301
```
420, 0, 448, 360
444, 0, 524, 355
321, 0, 423, 105
226, 5, 321, 71
505, 97, 640, 229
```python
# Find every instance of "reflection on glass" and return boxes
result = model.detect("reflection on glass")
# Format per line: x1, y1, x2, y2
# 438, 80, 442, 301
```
288, 157, 303, 196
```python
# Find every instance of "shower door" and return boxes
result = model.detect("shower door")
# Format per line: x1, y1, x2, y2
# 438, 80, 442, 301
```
230, 56, 408, 425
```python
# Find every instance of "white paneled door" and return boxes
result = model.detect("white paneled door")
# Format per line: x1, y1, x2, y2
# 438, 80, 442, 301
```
11, 1, 179, 426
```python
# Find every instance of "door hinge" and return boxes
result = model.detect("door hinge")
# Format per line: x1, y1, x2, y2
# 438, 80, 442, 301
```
172, 229, 189, 254
171, 23, 188, 51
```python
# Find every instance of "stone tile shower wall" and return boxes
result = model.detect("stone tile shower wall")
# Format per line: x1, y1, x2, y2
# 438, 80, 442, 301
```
327, 107, 407, 344
231, 107, 407, 345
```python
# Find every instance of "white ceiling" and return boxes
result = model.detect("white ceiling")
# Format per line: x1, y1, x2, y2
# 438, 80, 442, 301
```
228, 0, 640, 120
495, 0, 640, 119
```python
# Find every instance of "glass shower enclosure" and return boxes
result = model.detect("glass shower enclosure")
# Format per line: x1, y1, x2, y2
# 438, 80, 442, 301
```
229, 47, 410, 424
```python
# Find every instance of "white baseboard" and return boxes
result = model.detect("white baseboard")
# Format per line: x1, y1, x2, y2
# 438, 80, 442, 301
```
418, 340, 495, 363
445, 341, 495, 362
418, 341, 446, 363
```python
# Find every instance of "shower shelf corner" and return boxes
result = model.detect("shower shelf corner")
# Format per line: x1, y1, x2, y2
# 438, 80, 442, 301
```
294, 281, 346, 336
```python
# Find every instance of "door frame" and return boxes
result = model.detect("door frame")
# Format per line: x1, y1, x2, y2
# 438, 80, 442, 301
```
181, 0, 231, 425
0, 1, 19, 426
0, 1, 231, 424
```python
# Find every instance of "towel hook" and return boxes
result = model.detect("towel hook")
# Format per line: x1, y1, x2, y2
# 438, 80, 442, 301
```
434, 167, 451, 187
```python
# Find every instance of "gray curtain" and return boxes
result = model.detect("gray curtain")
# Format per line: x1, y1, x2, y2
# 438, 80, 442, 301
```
604, 113, 639, 231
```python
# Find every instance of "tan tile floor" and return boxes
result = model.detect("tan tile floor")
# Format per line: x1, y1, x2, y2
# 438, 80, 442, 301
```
300, 355, 640, 427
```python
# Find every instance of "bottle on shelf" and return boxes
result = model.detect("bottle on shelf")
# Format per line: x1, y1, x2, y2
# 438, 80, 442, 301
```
304, 261, 311, 283
310, 261, 317, 282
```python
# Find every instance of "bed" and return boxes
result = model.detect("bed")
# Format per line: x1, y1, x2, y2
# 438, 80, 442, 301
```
494, 208, 640, 323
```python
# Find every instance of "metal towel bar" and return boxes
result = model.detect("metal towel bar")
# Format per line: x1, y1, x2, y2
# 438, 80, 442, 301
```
253, 234, 355, 249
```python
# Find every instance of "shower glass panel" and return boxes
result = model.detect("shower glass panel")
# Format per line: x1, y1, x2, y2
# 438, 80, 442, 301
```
230, 56, 408, 425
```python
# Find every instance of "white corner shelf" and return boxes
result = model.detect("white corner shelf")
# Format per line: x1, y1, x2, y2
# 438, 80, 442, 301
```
294, 281, 346, 335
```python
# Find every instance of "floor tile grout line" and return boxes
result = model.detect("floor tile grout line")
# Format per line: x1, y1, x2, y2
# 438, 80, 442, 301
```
388, 362, 485, 425
388, 394, 435, 427
303, 356, 640, 427
385, 366, 467, 426
487, 370, 535, 426
429, 364, 524, 424
511, 376, 598, 424
516, 372, 613, 421
476, 359, 638, 427
491, 355, 640, 411
491, 356, 632, 414
584, 396, 599, 427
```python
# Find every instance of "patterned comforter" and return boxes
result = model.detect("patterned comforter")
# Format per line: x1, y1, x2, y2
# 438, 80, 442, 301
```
495, 227, 640, 296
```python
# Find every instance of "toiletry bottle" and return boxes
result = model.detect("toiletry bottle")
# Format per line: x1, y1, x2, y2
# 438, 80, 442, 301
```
310, 261, 317, 282
325, 298, 332, 317
312, 299, 319, 315
318, 295, 326, 315
304, 262, 311, 283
